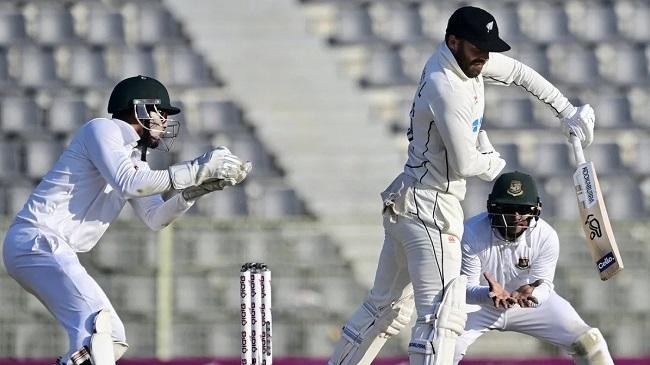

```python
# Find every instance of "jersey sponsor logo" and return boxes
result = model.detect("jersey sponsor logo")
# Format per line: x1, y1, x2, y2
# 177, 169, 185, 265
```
585, 214, 602, 240
515, 257, 530, 270
596, 252, 616, 272
471, 118, 482, 133
507, 180, 523, 197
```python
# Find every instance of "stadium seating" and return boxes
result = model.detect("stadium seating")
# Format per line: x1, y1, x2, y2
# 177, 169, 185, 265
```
0, 0, 649, 360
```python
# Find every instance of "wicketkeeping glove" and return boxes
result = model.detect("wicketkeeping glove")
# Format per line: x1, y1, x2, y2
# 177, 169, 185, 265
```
181, 161, 253, 201
168, 146, 249, 190
560, 104, 595, 148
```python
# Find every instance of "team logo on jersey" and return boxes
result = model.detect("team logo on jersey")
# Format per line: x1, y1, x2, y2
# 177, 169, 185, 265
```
507, 180, 523, 197
486, 21, 494, 32
471, 118, 482, 133
515, 257, 530, 270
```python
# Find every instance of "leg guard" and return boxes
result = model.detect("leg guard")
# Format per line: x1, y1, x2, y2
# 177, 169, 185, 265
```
329, 294, 414, 365
572, 328, 614, 365
89, 309, 116, 365
408, 276, 467, 365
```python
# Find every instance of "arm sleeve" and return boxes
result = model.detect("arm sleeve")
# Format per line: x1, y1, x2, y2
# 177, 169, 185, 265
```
128, 158, 194, 231
529, 228, 560, 305
129, 193, 194, 231
83, 120, 172, 198
429, 92, 492, 177
482, 53, 574, 118
461, 234, 492, 306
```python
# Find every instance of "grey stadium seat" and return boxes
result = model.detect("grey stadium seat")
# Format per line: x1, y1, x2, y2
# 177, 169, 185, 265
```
194, 184, 249, 217
81, 2, 125, 46
328, 3, 376, 45
24, 138, 63, 179
10, 45, 62, 88
47, 97, 88, 135
596, 43, 648, 87
28, 2, 78, 46
359, 44, 411, 88
157, 46, 215, 87
0, 5, 27, 46
519, 1, 572, 44
566, 0, 619, 43
585, 142, 626, 176
485, 96, 536, 129
66, 45, 111, 88
197, 100, 244, 135
374, 2, 427, 44
526, 141, 574, 177
581, 89, 634, 129
461, 178, 492, 218
107, 46, 156, 81
123, 1, 181, 46
542, 176, 579, 219
547, 43, 599, 86
631, 140, 650, 175
1, 96, 43, 135
616, 0, 650, 43
598, 176, 646, 219
0, 138, 22, 182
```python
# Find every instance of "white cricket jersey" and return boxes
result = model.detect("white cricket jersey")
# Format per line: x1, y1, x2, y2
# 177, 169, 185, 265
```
13, 117, 192, 252
461, 212, 558, 306
404, 42, 574, 200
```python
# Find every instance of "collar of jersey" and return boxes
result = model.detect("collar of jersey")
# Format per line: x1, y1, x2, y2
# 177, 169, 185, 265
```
110, 117, 141, 148
439, 41, 471, 81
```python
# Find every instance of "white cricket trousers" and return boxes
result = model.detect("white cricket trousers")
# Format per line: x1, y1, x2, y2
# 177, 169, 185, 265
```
369, 213, 462, 332
2, 223, 126, 362
454, 291, 591, 363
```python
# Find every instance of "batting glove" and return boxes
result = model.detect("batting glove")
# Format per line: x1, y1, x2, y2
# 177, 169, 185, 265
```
168, 146, 250, 190
560, 104, 595, 149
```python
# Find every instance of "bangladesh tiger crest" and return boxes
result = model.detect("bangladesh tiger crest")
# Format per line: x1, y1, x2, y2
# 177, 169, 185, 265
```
515, 257, 530, 270
507, 180, 523, 197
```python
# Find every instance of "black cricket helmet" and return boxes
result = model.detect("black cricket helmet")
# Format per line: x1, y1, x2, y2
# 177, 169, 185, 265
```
487, 171, 542, 239
108, 75, 181, 151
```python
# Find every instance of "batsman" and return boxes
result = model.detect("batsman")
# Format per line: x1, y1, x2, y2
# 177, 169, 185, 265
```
328, 5, 596, 365
455, 171, 614, 365
2, 75, 252, 365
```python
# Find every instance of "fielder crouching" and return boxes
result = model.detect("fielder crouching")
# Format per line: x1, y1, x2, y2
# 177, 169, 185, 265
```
455, 171, 614, 365
2, 75, 252, 365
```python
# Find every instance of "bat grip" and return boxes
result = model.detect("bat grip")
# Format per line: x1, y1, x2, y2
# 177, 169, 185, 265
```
570, 134, 586, 165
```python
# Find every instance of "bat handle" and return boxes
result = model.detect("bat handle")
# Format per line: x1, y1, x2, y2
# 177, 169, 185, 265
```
570, 134, 586, 165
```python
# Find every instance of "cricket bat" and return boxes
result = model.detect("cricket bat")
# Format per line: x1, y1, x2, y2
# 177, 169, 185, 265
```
570, 135, 623, 280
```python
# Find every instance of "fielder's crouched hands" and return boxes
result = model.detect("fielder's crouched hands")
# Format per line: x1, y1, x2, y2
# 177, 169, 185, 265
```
510, 279, 544, 308
560, 104, 595, 149
168, 146, 250, 190
484, 272, 515, 309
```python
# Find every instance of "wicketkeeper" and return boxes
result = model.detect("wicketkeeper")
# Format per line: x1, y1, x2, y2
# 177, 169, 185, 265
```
2, 75, 252, 365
